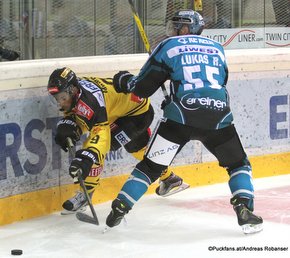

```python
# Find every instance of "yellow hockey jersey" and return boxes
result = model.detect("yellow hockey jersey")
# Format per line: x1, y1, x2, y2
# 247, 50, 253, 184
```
64, 77, 150, 165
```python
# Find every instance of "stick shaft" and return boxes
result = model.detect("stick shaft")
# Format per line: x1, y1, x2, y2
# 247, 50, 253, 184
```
128, 0, 151, 54
77, 170, 99, 225
66, 138, 99, 225
128, 0, 170, 101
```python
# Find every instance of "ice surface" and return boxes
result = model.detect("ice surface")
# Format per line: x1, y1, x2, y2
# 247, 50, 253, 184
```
0, 174, 289, 258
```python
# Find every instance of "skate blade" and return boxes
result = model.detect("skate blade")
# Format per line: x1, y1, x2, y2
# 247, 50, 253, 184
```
160, 183, 190, 197
102, 217, 127, 233
241, 223, 263, 234
60, 206, 87, 215
102, 226, 110, 234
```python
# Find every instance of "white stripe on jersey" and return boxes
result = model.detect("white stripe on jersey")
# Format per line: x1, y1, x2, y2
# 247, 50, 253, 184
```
167, 44, 225, 62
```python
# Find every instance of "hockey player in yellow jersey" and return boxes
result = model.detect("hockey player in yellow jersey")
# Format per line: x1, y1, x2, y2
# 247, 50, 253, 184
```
47, 67, 189, 214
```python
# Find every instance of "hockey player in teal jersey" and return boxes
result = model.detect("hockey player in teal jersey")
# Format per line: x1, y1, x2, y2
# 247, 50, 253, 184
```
107, 10, 263, 234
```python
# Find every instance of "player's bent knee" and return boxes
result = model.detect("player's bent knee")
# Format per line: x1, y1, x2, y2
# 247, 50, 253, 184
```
226, 157, 251, 173
136, 157, 166, 182
214, 132, 248, 170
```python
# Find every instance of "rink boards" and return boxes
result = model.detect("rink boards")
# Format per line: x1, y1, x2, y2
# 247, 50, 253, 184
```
1, 49, 290, 225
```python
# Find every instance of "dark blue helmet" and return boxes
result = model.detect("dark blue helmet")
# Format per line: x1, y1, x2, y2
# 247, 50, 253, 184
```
170, 9, 205, 36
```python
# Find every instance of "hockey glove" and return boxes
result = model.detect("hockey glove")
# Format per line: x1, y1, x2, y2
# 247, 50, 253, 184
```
113, 71, 134, 93
55, 117, 82, 152
69, 149, 98, 183
0, 46, 20, 61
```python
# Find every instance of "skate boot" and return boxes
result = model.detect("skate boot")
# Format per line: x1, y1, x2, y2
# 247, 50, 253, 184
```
156, 172, 189, 197
106, 198, 131, 228
231, 197, 263, 234
61, 191, 89, 215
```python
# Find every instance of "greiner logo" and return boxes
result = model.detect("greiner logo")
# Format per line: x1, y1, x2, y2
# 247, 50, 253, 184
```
181, 94, 227, 110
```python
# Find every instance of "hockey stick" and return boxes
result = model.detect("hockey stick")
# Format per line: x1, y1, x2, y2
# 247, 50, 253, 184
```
66, 138, 99, 225
193, 0, 203, 12
128, 0, 170, 103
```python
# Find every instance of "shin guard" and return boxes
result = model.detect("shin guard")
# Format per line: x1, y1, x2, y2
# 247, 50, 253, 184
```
117, 168, 152, 207
228, 165, 254, 210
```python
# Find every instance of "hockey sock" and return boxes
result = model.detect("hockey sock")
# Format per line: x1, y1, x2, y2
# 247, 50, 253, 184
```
117, 168, 152, 207
228, 165, 254, 210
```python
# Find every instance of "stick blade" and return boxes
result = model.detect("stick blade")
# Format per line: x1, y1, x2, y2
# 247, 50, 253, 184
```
76, 212, 99, 225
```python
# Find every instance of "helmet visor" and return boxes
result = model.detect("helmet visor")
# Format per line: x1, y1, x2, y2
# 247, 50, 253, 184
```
166, 17, 194, 36
48, 88, 73, 112
172, 16, 193, 24
53, 91, 71, 105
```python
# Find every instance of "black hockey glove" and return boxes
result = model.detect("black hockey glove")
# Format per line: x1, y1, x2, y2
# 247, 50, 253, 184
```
113, 71, 134, 93
69, 149, 98, 183
55, 117, 82, 152
0, 46, 20, 61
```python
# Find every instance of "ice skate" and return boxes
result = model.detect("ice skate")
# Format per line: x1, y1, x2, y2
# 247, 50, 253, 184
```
61, 191, 88, 215
231, 197, 263, 234
106, 198, 131, 228
156, 172, 189, 197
